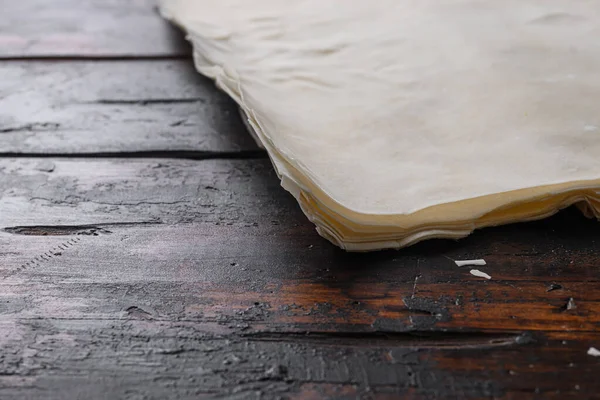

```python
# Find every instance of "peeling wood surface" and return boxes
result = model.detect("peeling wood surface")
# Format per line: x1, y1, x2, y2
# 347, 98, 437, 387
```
2, 1, 600, 399
0, 0, 189, 58
0, 62, 259, 154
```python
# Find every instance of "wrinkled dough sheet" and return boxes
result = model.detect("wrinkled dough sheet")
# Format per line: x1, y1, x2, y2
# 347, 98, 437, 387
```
159, 0, 600, 251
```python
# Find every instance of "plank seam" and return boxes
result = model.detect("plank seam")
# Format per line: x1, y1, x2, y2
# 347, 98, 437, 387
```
0, 55, 190, 62
0, 150, 268, 160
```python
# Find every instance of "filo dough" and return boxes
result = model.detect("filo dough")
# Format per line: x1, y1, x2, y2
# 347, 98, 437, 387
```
159, 0, 600, 251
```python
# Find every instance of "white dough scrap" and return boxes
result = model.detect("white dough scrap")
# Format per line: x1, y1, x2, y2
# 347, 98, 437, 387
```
455, 259, 487, 267
470, 269, 492, 280
159, 0, 600, 251
588, 347, 600, 357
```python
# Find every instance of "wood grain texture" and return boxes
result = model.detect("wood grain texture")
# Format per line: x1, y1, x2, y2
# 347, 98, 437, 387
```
2, 157, 600, 398
0, 0, 188, 58
0, 61, 259, 154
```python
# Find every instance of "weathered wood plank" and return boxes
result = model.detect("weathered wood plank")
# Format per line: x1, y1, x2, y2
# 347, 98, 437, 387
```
0, 158, 286, 226
0, 313, 595, 399
2, 225, 600, 334
0, 61, 258, 154
2, 157, 600, 398
0, 0, 188, 58
2, 157, 600, 332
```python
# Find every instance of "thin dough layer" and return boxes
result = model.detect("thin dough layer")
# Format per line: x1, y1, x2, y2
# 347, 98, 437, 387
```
159, 0, 600, 251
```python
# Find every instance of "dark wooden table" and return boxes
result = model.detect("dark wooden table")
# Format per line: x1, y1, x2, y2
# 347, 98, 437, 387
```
1, 2, 599, 399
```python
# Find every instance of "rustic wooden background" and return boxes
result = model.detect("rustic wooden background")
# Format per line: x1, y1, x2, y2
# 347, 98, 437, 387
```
1, 1, 599, 399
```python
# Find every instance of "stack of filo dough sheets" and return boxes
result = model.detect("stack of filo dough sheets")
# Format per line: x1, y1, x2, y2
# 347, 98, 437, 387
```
159, 0, 600, 251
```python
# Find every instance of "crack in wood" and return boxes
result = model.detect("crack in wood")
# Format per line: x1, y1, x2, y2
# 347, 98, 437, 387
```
124, 305, 154, 320
0, 122, 61, 134
241, 331, 536, 349
2, 221, 161, 236
28, 196, 191, 207
4, 226, 110, 236
80, 200, 190, 207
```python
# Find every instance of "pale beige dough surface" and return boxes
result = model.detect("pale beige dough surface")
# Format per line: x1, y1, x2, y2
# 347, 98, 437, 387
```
160, 0, 600, 250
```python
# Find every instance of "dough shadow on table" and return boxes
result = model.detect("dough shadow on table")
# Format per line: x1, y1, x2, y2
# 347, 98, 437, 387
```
161, 15, 193, 54
171, 39, 263, 152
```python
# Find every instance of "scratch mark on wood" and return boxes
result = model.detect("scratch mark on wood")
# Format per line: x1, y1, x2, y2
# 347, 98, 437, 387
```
411, 274, 421, 300
3, 237, 82, 280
